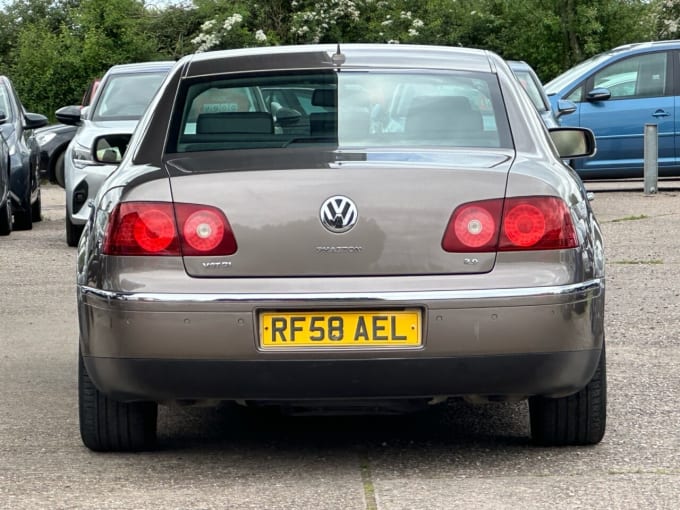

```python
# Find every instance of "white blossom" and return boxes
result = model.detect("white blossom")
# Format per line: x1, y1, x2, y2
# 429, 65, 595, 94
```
200, 19, 215, 31
664, 19, 679, 33
223, 13, 243, 31
255, 29, 267, 42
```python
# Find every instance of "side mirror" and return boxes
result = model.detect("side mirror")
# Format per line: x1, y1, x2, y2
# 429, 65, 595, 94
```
92, 133, 132, 164
586, 88, 611, 102
556, 99, 577, 118
55, 105, 83, 126
25, 112, 48, 130
549, 127, 596, 159
274, 107, 302, 127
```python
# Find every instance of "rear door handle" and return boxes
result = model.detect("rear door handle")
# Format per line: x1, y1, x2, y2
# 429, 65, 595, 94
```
652, 109, 671, 118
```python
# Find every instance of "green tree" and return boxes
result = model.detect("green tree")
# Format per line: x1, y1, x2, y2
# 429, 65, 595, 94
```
8, 0, 162, 119
0, 0, 665, 117
144, 2, 206, 59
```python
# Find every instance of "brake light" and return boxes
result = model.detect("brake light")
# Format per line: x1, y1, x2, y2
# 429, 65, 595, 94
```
442, 196, 578, 252
103, 202, 237, 256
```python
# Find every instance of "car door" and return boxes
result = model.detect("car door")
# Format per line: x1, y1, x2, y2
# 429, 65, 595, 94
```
561, 51, 674, 176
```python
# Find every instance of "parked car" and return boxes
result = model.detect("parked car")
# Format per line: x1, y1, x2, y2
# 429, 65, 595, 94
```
0, 131, 11, 235
57, 61, 173, 246
35, 79, 99, 187
545, 40, 680, 179
76, 44, 604, 452
507, 60, 575, 128
0, 77, 48, 230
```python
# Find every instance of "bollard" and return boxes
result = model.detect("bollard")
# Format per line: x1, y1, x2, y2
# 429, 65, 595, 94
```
644, 123, 658, 195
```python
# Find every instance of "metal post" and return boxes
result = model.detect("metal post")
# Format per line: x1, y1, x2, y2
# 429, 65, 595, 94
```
644, 124, 658, 195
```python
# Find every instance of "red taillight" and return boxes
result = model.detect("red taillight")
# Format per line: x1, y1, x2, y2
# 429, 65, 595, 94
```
134, 208, 176, 253
104, 203, 180, 256
499, 197, 577, 251
442, 196, 578, 252
503, 203, 545, 247
103, 202, 237, 256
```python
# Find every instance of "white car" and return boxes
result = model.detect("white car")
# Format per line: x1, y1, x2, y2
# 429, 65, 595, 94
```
56, 61, 174, 246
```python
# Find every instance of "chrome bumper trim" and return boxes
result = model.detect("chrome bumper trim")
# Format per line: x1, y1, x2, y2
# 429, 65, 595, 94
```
79, 278, 603, 305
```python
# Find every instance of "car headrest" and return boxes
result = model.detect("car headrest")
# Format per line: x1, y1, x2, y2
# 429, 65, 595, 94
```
196, 112, 274, 135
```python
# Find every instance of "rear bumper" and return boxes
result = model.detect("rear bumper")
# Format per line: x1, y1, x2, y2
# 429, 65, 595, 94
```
78, 278, 605, 402
83, 350, 602, 402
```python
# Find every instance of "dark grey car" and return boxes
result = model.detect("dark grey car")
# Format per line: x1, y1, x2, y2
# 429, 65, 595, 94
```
0, 76, 48, 230
76, 44, 605, 452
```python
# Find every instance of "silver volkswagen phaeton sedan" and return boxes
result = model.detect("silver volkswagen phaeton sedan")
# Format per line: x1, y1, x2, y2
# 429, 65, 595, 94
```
76, 44, 605, 451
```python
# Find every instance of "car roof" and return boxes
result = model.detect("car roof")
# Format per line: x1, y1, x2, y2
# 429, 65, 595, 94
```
507, 60, 531, 71
105, 61, 176, 75
182, 44, 499, 77
609, 39, 680, 53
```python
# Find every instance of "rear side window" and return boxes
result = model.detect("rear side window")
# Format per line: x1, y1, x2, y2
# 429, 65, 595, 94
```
592, 52, 668, 100
167, 70, 513, 153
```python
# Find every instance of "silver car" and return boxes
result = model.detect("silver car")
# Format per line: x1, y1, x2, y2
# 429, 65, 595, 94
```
76, 45, 605, 451
57, 61, 174, 246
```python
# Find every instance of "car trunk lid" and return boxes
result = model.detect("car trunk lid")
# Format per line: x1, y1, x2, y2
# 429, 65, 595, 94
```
165, 148, 513, 277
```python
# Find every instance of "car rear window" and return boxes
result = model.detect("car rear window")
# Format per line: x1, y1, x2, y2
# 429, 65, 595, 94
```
167, 70, 513, 153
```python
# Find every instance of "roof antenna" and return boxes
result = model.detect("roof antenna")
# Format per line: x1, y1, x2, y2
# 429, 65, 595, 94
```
332, 43, 346, 67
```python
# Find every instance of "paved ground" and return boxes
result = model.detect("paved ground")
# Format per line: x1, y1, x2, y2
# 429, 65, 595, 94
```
0, 182, 678, 509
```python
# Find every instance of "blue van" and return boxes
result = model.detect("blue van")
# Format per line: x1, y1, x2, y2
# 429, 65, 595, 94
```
545, 40, 679, 179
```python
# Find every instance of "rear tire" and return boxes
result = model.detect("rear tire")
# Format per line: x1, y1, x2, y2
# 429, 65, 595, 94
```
78, 348, 158, 452
13, 205, 32, 230
66, 209, 84, 247
0, 196, 11, 235
32, 188, 42, 222
13, 179, 33, 230
55, 152, 65, 188
529, 344, 606, 446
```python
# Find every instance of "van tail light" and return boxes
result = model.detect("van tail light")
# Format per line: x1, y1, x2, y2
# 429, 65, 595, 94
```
442, 196, 578, 252
103, 202, 237, 256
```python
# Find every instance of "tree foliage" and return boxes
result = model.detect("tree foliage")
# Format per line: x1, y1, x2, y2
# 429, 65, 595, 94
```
0, 0, 671, 120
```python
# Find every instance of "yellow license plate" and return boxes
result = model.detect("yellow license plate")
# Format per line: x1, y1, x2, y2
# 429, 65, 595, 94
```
260, 310, 422, 348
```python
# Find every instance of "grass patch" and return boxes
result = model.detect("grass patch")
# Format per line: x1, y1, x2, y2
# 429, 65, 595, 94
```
610, 214, 649, 223
612, 259, 664, 265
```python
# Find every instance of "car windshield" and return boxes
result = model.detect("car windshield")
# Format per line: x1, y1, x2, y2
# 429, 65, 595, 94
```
168, 70, 513, 153
92, 71, 167, 122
